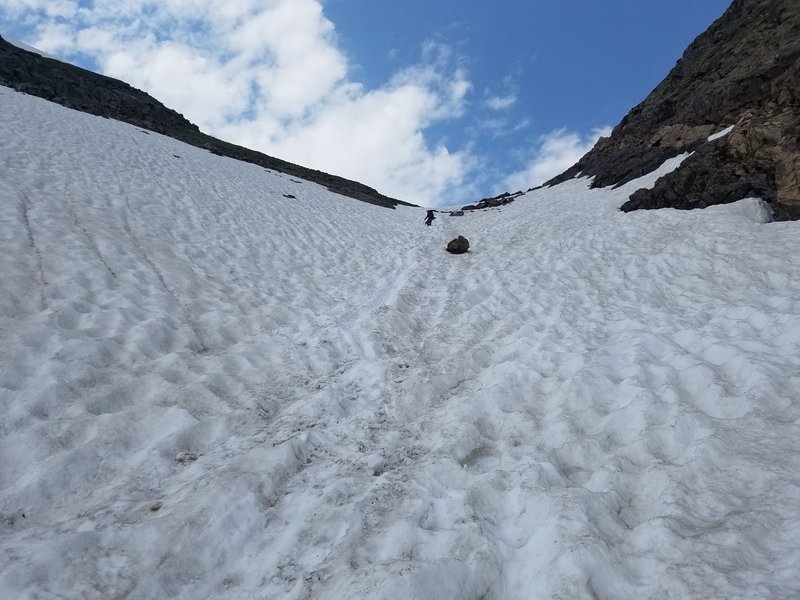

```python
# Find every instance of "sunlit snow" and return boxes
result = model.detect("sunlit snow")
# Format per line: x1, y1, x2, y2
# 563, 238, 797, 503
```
708, 125, 735, 142
2, 86, 799, 599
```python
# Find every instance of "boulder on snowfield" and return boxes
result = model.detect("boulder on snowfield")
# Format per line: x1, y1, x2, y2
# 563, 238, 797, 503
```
446, 236, 470, 254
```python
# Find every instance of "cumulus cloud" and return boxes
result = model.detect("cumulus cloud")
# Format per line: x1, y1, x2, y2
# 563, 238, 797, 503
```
500, 127, 612, 192
5, 0, 473, 206
485, 94, 517, 111
2, 0, 77, 19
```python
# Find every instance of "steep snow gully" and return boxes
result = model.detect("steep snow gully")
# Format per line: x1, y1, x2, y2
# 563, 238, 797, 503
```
2, 87, 800, 599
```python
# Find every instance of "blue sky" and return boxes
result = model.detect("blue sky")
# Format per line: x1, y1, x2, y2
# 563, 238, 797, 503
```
2, 1, 731, 206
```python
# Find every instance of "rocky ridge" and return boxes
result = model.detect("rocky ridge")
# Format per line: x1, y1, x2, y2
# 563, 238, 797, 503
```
460, 190, 526, 212
546, 0, 800, 220
0, 35, 412, 210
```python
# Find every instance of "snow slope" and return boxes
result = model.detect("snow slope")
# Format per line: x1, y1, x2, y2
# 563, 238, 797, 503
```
1, 86, 800, 599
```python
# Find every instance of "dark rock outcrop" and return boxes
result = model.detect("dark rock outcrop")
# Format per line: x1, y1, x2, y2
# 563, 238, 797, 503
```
461, 191, 524, 212
545, 0, 800, 220
445, 236, 470, 254
0, 36, 413, 210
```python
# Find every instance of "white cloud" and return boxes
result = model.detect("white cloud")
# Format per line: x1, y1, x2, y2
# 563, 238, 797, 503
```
500, 127, 612, 192
218, 80, 469, 203
485, 94, 517, 111
9, 0, 473, 206
2, 0, 77, 19
475, 116, 531, 139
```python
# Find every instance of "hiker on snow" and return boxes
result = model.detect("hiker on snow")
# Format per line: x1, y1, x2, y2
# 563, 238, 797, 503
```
424, 210, 436, 226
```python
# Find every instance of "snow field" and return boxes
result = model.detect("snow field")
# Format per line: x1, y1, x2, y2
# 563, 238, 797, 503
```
1, 86, 800, 599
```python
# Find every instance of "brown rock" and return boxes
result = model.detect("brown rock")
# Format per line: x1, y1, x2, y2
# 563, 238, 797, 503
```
546, 0, 800, 220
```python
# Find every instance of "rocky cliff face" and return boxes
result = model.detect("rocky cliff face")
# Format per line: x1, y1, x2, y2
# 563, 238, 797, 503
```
0, 36, 411, 209
546, 0, 800, 220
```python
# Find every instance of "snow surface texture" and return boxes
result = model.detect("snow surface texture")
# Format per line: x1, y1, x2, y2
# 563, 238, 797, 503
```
2, 86, 800, 599
707, 125, 735, 142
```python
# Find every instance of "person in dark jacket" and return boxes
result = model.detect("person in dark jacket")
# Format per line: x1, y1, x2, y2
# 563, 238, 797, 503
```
424, 210, 436, 226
